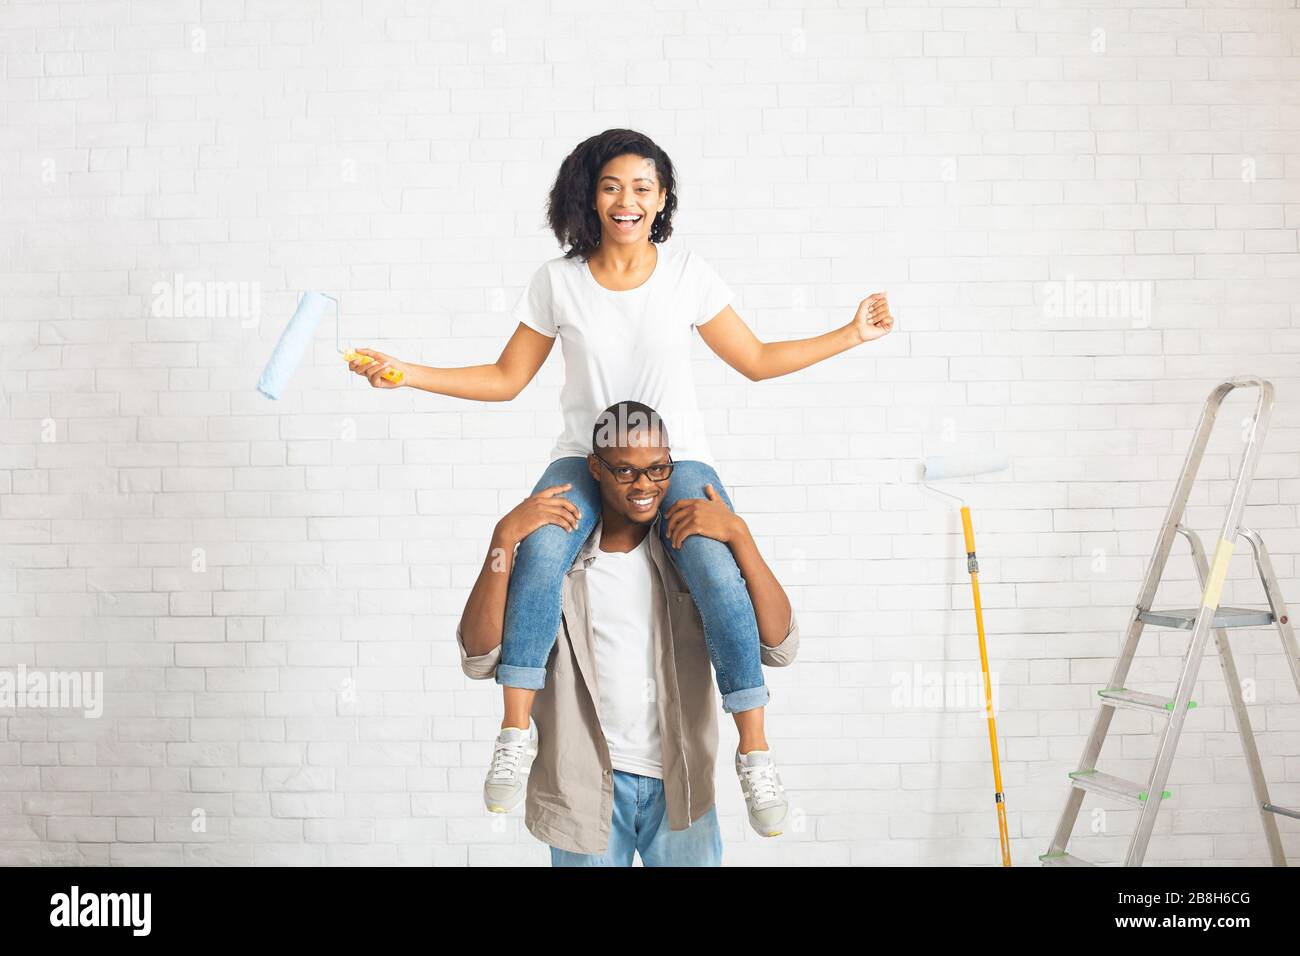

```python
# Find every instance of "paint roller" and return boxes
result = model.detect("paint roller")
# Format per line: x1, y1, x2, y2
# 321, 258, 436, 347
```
922, 451, 1010, 483
920, 450, 1013, 867
256, 291, 404, 400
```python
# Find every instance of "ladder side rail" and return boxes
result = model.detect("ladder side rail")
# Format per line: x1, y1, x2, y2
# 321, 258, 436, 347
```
1239, 528, 1300, 697
1175, 527, 1286, 866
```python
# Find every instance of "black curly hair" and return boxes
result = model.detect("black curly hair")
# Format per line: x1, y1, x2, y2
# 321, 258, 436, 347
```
546, 129, 678, 261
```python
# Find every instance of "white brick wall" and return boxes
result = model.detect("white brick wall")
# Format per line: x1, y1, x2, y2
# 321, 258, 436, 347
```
1, 0, 1298, 866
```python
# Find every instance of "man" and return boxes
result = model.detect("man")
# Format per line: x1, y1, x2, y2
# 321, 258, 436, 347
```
456, 400, 800, 865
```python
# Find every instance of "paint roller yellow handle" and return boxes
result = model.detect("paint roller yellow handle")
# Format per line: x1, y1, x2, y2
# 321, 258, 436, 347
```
344, 350, 405, 385
960, 506, 976, 555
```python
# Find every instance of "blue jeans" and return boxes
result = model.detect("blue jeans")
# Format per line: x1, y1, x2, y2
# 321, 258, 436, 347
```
497, 455, 769, 714
549, 771, 723, 867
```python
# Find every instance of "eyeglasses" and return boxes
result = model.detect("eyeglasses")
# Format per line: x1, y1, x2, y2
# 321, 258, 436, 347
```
593, 453, 675, 484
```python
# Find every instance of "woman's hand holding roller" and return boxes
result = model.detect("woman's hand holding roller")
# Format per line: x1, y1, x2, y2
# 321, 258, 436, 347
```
348, 348, 409, 388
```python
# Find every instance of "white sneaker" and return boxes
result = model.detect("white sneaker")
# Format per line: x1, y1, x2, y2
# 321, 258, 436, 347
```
483, 719, 538, 814
735, 748, 790, 837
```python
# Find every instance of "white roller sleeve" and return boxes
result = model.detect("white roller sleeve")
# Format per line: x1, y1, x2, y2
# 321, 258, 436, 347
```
922, 452, 1010, 481
257, 290, 331, 400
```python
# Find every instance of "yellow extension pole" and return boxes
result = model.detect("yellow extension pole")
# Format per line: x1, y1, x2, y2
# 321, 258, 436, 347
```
961, 505, 1012, 867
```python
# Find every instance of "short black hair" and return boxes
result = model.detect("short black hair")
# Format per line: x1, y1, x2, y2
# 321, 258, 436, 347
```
591, 400, 670, 456
546, 129, 678, 261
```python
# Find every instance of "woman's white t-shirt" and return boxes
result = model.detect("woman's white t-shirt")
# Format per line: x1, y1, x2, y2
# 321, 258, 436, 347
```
511, 246, 733, 468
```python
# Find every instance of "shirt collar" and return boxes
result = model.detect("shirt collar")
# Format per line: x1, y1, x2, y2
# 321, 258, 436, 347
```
570, 512, 662, 571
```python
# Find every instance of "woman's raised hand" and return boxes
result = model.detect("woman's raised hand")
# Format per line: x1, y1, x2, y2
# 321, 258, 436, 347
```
850, 293, 894, 344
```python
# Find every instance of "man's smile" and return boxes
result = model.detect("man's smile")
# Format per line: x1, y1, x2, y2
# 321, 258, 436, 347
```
627, 491, 658, 513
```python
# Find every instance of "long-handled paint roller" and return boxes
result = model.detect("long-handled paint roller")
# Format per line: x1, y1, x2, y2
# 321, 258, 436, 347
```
921, 450, 1012, 867
256, 291, 404, 400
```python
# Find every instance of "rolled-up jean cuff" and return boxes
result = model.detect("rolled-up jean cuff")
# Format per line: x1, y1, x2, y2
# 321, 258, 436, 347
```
495, 664, 547, 691
721, 685, 769, 715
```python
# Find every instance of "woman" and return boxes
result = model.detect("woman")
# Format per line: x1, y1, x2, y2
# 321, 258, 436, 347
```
349, 129, 894, 832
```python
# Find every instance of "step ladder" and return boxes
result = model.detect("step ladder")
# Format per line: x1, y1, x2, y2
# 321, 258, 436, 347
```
1042, 376, 1300, 867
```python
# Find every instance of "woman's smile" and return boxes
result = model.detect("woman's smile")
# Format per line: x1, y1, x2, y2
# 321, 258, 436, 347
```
610, 211, 643, 234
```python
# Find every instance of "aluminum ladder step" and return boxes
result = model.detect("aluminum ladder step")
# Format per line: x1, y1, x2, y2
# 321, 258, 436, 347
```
1098, 687, 1197, 716
1068, 769, 1171, 808
1139, 606, 1274, 630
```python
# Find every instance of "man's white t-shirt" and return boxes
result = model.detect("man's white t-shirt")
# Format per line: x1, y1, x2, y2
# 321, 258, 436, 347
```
582, 526, 663, 778
511, 246, 734, 469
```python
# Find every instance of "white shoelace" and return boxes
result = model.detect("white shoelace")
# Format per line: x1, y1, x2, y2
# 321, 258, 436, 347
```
739, 760, 781, 807
489, 737, 528, 781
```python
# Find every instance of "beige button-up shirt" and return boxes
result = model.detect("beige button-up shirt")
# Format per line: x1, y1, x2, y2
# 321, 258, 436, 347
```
456, 512, 800, 855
